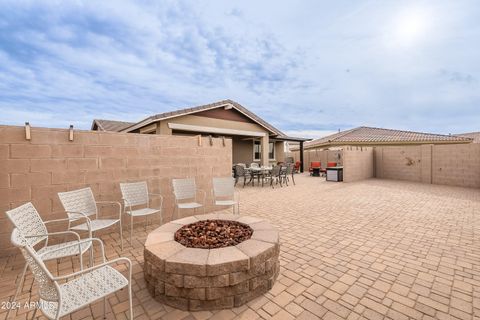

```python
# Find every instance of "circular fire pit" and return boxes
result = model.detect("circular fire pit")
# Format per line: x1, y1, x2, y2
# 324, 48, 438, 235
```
175, 219, 253, 248
144, 213, 280, 311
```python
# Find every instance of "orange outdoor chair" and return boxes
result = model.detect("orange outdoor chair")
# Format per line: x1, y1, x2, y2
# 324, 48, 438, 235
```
294, 161, 301, 173
309, 162, 321, 176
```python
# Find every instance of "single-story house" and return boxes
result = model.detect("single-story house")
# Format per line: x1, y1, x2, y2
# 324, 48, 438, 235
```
290, 126, 472, 151
92, 100, 310, 170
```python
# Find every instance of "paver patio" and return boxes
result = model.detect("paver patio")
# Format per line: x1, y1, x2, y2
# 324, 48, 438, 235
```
1, 175, 480, 320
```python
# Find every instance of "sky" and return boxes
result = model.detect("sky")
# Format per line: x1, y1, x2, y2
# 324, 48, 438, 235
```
0, 0, 479, 138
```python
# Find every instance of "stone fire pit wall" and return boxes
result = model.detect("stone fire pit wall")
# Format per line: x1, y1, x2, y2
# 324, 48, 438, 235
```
144, 213, 280, 311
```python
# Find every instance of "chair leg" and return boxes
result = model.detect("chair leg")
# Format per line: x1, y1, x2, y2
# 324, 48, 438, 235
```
119, 220, 124, 251
128, 282, 133, 320
104, 296, 107, 319
89, 241, 94, 268
6, 263, 28, 319
144, 216, 147, 231
292, 174, 296, 185
79, 248, 84, 271
130, 215, 133, 245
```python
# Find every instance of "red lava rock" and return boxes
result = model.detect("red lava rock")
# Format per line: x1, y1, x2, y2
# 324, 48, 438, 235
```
175, 219, 253, 249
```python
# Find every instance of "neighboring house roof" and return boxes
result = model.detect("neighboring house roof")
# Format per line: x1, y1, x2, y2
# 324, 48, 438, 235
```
91, 119, 135, 132
457, 132, 480, 143
295, 126, 472, 150
92, 99, 309, 141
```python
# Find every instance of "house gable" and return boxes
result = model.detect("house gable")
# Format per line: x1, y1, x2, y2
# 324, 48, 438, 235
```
194, 107, 255, 124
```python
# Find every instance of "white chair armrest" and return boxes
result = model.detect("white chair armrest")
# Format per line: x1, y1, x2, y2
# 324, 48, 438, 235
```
65, 211, 93, 237
96, 201, 122, 220
39, 238, 104, 262
52, 256, 132, 281
149, 194, 164, 211
24, 230, 81, 242
44, 217, 78, 226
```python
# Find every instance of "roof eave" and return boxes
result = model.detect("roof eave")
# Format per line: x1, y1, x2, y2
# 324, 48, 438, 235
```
303, 139, 473, 149
275, 136, 312, 142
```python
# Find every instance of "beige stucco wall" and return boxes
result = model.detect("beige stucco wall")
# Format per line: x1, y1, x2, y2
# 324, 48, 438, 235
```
136, 114, 285, 166
0, 125, 232, 257
343, 146, 374, 182
155, 114, 286, 166
275, 142, 285, 163
232, 138, 253, 165
164, 114, 268, 134
232, 139, 284, 165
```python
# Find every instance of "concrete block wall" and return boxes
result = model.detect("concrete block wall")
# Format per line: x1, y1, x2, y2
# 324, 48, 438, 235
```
375, 144, 480, 188
0, 125, 232, 256
343, 146, 374, 182
374, 146, 423, 182
432, 144, 480, 188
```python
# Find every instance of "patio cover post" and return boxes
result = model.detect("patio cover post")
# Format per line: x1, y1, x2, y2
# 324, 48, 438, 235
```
300, 141, 304, 173
261, 135, 270, 167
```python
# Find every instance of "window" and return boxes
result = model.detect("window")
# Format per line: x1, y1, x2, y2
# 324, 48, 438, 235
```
253, 140, 275, 161
253, 141, 261, 161
269, 141, 275, 160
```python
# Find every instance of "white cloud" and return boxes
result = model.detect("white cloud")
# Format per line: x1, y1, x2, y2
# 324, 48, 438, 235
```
0, 0, 479, 137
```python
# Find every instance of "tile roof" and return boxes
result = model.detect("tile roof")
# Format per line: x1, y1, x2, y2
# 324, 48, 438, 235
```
91, 119, 135, 132
457, 132, 480, 143
303, 126, 472, 149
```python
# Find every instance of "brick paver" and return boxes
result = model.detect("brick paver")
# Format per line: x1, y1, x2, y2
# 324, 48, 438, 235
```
1, 175, 480, 319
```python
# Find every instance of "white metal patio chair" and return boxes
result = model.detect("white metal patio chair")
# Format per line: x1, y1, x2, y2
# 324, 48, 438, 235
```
119, 181, 163, 244
172, 178, 206, 219
10, 229, 133, 320
212, 177, 240, 214
5, 202, 93, 319
58, 187, 124, 250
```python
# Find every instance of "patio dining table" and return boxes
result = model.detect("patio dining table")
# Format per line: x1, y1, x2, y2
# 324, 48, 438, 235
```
245, 166, 273, 186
